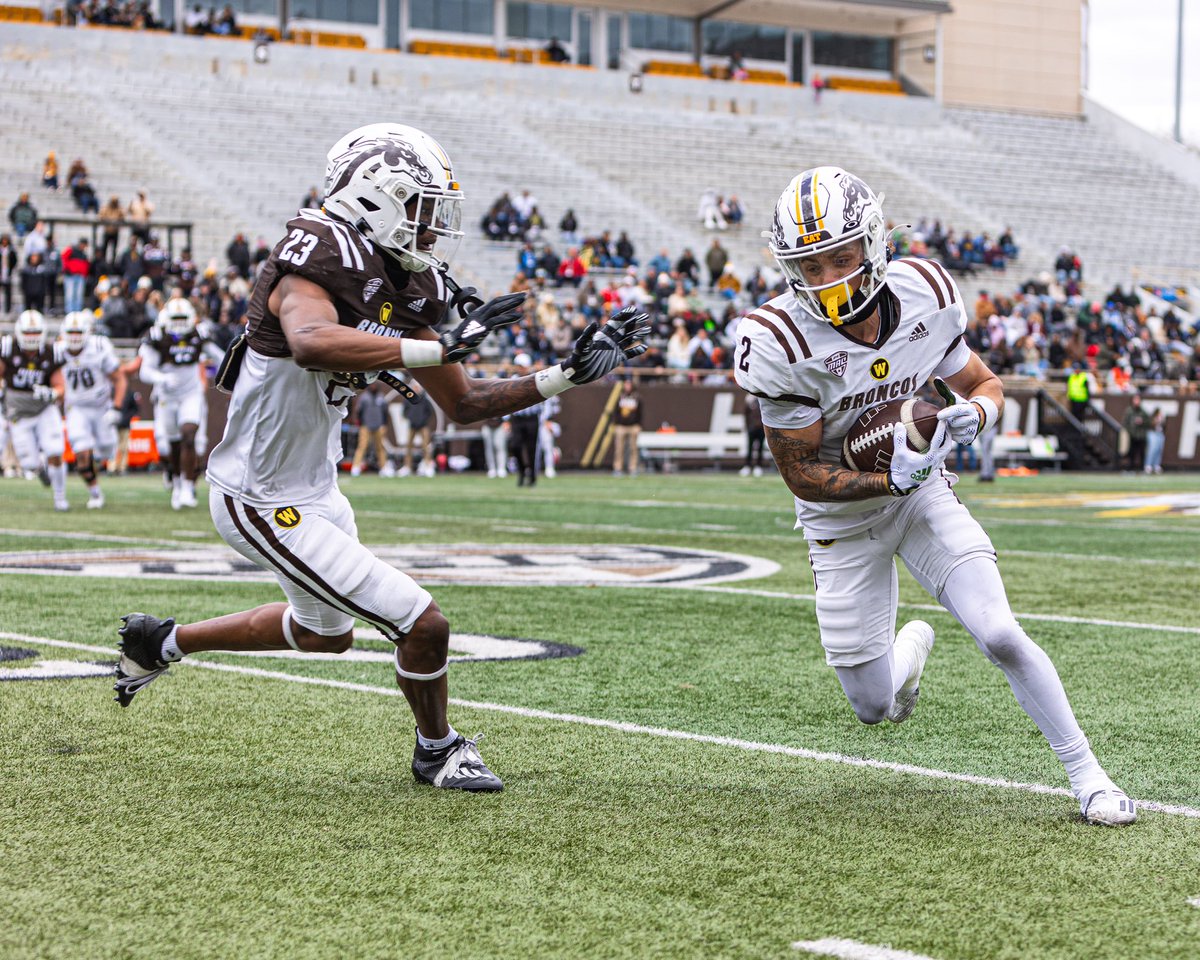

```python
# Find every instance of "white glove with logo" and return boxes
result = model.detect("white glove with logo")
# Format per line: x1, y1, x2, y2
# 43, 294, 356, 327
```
32, 384, 57, 404
887, 421, 954, 497
934, 377, 995, 445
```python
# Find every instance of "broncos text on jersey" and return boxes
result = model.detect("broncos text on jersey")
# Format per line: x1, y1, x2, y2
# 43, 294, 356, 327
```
733, 258, 973, 530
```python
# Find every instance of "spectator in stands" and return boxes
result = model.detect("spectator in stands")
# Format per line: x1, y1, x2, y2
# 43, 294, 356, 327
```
22, 221, 49, 262
98, 195, 123, 264
126, 189, 154, 243
0, 234, 15, 314
721, 195, 744, 225
666, 319, 692, 377
727, 50, 748, 81
299, 186, 322, 210
556, 246, 587, 287
545, 36, 569, 63
698, 188, 727, 230
705, 238, 728, 291
675, 247, 699, 287
70, 167, 100, 214
812, 73, 824, 103
142, 234, 168, 291
511, 189, 537, 225
999, 226, 1018, 259
614, 232, 637, 268
8, 193, 37, 239
117, 236, 144, 287
716, 263, 741, 299
213, 3, 237, 35
558, 208, 579, 246
19, 252, 51, 313
169, 247, 198, 295
184, 3, 208, 33
1054, 246, 1081, 284
226, 232, 251, 279
61, 238, 91, 314
517, 242, 538, 277
611, 380, 642, 476
42, 151, 59, 191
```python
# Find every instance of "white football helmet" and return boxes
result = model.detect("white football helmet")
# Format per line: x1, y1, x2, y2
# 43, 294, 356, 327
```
766, 166, 888, 326
323, 123, 464, 273
62, 311, 93, 351
16, 310, 47, 352
159, 297, 197, 337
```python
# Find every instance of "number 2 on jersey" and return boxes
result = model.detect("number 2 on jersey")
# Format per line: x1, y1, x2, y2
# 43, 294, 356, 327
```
738, 336, 752, 373
279, 229, 319, 266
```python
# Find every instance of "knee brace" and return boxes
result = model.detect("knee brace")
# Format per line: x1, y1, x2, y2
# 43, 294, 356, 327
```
394, 646, 448, 681
77, 452, 96, 484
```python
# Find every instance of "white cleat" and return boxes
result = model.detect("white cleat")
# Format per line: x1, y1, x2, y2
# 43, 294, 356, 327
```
887, 620, 935, 724
1082, 787, 1137, 827
86, 491, 105, 509
54, 498, 70, 512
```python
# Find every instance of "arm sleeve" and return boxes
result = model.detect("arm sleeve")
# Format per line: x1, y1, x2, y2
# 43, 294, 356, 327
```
137, 343, 164, 385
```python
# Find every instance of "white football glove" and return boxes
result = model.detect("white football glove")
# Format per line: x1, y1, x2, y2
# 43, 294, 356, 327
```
934, 377, 990, 445
103, 407, 123, 427
32, 384, 57, 404
887, 421, 954, 497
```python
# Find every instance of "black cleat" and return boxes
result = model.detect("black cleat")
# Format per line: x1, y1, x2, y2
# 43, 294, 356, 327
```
113, 613, 176, 708
412, 731, 504, 792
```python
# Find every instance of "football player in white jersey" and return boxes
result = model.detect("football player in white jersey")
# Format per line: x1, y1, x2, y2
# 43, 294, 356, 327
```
0, 310, 70, 510
734, 167, 1134, 827
59, 311, 127, 509
137, 298, 224, 509
114, 122, 650, 793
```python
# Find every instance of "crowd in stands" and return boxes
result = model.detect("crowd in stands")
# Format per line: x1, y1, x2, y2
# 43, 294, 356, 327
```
889, 218, 1018, 274
62, 0, 164, 29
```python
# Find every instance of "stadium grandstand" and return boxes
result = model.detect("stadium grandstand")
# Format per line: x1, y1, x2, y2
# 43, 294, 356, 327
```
2, 5, 1198, 472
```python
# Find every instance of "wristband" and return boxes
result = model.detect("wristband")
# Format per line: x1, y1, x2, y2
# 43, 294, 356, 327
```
886, 475, 913, 498
534, 364, 574, 399
970, 395, 1000, 434
399, 338, 444, 369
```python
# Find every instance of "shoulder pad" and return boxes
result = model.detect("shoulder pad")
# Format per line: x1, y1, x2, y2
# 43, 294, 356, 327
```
281, 210, 373, 280
733, 313, 801, 401
889, 258, 963, 312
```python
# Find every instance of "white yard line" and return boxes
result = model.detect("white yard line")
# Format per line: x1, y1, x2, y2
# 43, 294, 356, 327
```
0, 527, 209, 548
690, 585, 1200, 635
5, 631, 1199, 821
793, 939, 942, 960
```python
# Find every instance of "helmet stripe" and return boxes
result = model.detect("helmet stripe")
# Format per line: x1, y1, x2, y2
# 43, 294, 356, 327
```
811, 168, 825, 230
798, 172, 816, 230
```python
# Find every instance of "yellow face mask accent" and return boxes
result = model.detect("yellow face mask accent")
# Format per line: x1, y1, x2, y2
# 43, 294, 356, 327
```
821, 284, 850, 325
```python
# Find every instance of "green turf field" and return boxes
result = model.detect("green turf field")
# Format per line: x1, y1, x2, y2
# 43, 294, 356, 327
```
2, 470, 1199, 960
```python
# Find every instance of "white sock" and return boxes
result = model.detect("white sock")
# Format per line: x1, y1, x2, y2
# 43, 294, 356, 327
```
48, 463, 67, 499
88, 484, 101, 497
160, 624, 184, 662
941, 559, 1107, 796
417, 725, 459, 751
889, 625, 920, 692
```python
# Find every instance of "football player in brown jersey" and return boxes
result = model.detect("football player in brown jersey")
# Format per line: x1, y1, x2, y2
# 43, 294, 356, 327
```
115, 123, 649, 792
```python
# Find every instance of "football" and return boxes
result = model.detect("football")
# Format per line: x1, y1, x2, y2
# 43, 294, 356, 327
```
841, 397, 942, 473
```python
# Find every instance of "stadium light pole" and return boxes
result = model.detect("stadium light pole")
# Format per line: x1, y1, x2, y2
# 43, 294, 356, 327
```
1173, 0, 1184, 143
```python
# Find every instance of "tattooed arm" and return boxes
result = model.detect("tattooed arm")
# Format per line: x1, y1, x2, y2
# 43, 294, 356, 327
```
410, 361, 545, 425
765, 422, 892, 502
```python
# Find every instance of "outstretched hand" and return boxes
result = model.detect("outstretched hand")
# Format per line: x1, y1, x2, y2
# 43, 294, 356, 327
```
440, 292, 527, 363
562, 307, 651, 386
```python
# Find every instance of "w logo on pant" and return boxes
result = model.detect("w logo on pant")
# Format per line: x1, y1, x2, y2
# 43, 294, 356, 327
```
273, 506, 302, 528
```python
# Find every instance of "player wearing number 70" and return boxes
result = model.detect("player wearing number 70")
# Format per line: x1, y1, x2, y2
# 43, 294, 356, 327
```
112, 122, 650, 794
733, 166, 1134, 826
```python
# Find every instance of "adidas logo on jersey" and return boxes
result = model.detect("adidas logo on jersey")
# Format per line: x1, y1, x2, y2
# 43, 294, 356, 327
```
409, 298, 427, 312
362, 278, 383, 302
908, 322, 930, 342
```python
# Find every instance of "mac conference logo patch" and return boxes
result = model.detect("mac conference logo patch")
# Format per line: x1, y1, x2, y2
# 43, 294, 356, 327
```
870, 357, 890, 380
823, 351, 848, 378
274, 506, 301, 528
362, 277, 383, 302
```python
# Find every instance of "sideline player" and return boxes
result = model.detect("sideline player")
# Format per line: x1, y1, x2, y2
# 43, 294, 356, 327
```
136, 298, 224, 509
734, 166, 1134, 826
59, 311, 126, 509
0, 310, 69, 510
114, 122, 649, 792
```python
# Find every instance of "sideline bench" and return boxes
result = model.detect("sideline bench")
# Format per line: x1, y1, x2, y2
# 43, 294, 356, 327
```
637, 431, 749, 472
992, 434, 1068, 470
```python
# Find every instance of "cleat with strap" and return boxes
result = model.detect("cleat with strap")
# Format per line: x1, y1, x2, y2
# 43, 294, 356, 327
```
113, 613, 176, 707
887, 619, 935, 724
1082, 786, 1137, 826
412, 731, 503, 792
